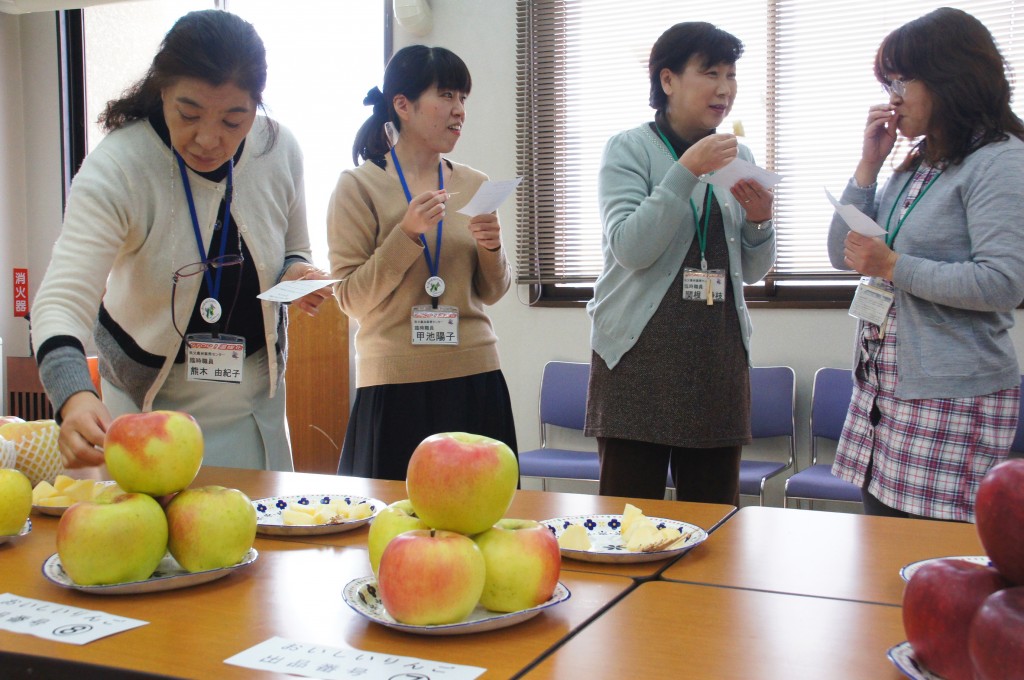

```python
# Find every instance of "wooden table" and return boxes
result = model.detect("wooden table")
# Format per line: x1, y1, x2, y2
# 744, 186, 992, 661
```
1, 508, 633, 679
661, 506, 985, 605
195, 467, 736, 579
522, 581, 909, 680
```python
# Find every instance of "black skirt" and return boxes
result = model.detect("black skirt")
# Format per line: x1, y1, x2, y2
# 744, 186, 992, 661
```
338, 370, 519, 481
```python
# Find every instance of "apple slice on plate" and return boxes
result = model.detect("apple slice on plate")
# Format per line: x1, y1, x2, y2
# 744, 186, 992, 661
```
252, 494, 384, 536
343, 575, 571, 636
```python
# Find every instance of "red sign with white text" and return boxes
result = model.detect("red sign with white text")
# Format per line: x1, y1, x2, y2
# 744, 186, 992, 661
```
13, 268, 28, 317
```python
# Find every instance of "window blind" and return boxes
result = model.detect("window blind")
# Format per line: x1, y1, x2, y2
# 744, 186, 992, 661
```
516, 0, 1024, 292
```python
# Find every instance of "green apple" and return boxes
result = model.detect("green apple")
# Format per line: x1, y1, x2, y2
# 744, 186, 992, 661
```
377, 529, 486, 626
0, 468, 32, 535
104, 410, 203, 496
165, 485, 257, 572
56, 493, 169, 585
474, 518, 562, 612
406, 432, 518, 535
367, 499, 430, 575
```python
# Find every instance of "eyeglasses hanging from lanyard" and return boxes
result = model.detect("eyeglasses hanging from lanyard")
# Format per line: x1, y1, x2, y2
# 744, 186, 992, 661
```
174, 151, 235, 330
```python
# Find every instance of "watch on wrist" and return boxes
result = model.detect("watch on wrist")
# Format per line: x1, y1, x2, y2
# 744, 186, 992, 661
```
752, 218, 773, 231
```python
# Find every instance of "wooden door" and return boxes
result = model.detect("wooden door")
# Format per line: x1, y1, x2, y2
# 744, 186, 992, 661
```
285, 299, 349, 473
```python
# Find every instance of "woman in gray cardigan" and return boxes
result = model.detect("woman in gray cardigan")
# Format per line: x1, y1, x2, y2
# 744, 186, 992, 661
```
585, 22, 776, 503
829, 8, 1024, 522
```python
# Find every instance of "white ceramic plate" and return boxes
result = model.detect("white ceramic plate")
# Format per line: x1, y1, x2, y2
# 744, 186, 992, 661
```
252, 494, 384, 536
888, 641, 946, 680
900, 555, 991, 582
0, 518, 31, 545
540, 514, 708, 563
41, 548, 258, 595
343, 576, 571, 636
32, 481, 121, 517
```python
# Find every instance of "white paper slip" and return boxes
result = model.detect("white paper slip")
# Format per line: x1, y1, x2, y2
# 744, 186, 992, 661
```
0, 593, 148, 645
825, 188, 887, 237
456, 177, 523, 216
225, 636, 486, 680
257, 279, 340, 303
705, 158, 782, 191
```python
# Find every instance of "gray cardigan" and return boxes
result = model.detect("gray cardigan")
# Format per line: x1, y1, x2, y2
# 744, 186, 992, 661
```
588, 123, 776, 369
828, 136, 1024, 399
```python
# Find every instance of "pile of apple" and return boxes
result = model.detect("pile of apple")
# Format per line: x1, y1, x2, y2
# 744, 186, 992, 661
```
56, 410, 257, 586
902, 458, 1024, 680
366, 432, 561, 626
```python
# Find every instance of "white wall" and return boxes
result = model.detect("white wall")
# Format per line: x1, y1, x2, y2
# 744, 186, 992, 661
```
5, 2, 1024, 503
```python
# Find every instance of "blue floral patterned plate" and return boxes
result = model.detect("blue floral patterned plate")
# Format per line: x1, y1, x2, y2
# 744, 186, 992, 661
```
343, 576, 570, 636
900, 555, 991, 582
888, 641, 947, 680
0, 518, 31, 545
252, 494, 384, 536
540, 514, 708, 563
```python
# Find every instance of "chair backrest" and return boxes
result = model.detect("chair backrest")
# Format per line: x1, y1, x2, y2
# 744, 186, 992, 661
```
538, 361, 590, 445
810, 367, 854, 465
749, 366, 796, 465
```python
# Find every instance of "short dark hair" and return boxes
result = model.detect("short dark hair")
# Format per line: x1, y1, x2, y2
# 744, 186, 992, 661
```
875, 7, 1024, 167
648, 22, 744, 111
352, 45, 472, 165
99, 9, 274, 146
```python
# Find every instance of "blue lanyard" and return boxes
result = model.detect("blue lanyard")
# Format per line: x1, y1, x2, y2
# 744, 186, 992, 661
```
655, 123, 714, 270
390, 147, 443, 283
175, 151, 234, 301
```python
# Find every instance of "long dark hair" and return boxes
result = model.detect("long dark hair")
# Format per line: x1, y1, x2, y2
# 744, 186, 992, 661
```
99, 9, 276, 149
649, 22, 743, 111
352, 45, 472, 165
875, 7, 1024, 169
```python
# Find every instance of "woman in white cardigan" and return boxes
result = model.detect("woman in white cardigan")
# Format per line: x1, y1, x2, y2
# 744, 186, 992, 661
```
32, 10, 330, 471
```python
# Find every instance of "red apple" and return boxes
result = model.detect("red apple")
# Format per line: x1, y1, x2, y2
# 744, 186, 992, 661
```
975, 458, 1024, 585
969, 586, 1024, 680
903, 559, 1009, 680
377, 529, 486, 626
406, 432, 518, 535
473, 518, 561, 612
104, 411, 203, 496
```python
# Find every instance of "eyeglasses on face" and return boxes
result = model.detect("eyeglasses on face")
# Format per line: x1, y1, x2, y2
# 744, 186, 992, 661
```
882, 77, 914, 98
173, 254, 245, 281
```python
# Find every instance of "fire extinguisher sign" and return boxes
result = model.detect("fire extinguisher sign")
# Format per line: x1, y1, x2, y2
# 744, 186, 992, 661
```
13, 268, 28, 317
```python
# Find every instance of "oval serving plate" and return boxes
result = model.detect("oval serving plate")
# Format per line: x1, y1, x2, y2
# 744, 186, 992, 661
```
900, 555, 991, 582
33, 481, 121, 517
540, 514, 708, 564
888, 641, 946, 680
343, 576, 571, 636
252, 494, 384, 536
41, 548, 257, 595
0, 518, 31, 545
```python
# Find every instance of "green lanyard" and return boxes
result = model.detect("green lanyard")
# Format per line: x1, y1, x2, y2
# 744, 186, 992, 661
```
655, 124, 714, 270
883, 169, 942, 247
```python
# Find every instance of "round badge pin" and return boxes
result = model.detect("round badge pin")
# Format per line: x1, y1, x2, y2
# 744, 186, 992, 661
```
425, 276, 445, 298
200, 297, 223, 323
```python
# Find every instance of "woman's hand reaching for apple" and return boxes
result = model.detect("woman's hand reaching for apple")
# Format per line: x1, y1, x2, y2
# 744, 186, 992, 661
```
58, 391, 110, 468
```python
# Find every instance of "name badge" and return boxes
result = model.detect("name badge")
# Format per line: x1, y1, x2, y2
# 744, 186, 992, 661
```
411, 305, 459, 345
849, 277, 894, 327
682, 268, 726, 305
185, 333, 245, 384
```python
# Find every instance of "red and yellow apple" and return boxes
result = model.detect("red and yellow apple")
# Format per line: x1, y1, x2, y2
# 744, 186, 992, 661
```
474, 518, 561, 612
903, 558, 1009, 680
165, 486, 256, 572
104, 410, 203, 496
969, 586, 1024, 680
377, 529, 486, 626
406, 432, 518, 535
367, 499, 430, 575
0, 468, 32, 535
975, 458, 1024, 585
56, 492, 168, 585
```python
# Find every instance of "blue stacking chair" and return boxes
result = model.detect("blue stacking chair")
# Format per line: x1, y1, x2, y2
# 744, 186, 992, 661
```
784, 367, 862, 509
742, 366, 797, 505
518, 361, 599, 490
